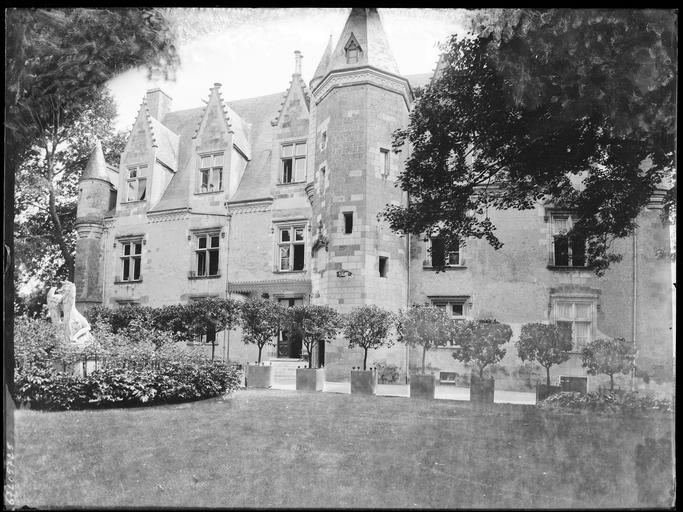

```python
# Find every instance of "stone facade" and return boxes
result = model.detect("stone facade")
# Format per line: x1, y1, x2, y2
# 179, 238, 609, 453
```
74, 8, 674, 393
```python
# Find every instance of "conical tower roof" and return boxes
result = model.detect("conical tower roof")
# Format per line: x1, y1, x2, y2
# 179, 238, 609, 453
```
312, 34, 334, 84
82, 139, 110, 181
316, 8, 400, 82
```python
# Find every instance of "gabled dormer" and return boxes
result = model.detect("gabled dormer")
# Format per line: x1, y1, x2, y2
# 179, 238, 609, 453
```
117, 91, 179, 212
272, 51, 311, 133
191, 83, 251, 200
344, 33, 363, 64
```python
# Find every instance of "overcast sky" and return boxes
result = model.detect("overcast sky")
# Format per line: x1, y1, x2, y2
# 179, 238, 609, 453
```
106, 8, 469, 132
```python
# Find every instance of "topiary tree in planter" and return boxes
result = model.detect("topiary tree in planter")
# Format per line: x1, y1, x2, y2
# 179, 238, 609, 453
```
240, 298, 284, 364
396, 305, 453, 374
344, 305, 394, 370
581, 337, 635, 391
517, 323, 573, 388
180, 298, 242, 361
284, 304, 342, 369
451, 318, 512, 378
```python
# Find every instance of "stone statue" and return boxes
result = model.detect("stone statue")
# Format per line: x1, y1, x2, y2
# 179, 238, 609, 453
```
47, 281, 93, 345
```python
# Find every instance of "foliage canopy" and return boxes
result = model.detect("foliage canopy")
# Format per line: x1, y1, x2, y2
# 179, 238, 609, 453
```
383, 9, 676, 275
344, 305, 394, 370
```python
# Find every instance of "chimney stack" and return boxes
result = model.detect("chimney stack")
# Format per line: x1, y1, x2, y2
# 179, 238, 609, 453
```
145, 88, 172, 120
294, 50, 303, 75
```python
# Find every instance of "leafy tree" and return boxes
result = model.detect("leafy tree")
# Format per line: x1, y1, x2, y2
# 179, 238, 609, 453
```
516, 323, 573, 387
240, 298, 285, 364
344, 305, 394, 370
396, 305, 454, 374
581, 337, 635, 391
5, 7, 179, 395
15, 91, 126, 287
382, 9, 676, 276
181, 298, 242, 361
283, 305, 342, 369
451, 319, 512, 378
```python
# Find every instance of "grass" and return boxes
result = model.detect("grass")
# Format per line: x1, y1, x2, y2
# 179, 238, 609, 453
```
12, 389, 674, 509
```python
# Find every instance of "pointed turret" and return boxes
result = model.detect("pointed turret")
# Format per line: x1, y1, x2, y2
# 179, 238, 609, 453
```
320, 8, 400, 80
310, 34, 333, 90
75, 138, 116, 311
82, 139, 110, 182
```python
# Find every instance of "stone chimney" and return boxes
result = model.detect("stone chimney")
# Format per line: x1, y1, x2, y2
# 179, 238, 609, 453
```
145, 88, 172, 120
294, 50, 303, 75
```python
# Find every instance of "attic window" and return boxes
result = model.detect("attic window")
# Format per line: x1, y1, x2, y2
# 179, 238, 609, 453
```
345, 35, 362, 64
126, 165, 147, 202
198, 153, 224, 193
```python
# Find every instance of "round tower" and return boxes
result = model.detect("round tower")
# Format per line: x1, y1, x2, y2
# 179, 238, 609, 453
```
74, 139, 115, 310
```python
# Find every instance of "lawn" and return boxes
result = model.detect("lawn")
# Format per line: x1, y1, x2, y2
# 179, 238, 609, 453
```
12, 389, 674, 508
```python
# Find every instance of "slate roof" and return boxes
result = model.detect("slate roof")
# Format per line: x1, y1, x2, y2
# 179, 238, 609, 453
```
141, 71, 433, 212
321, 8, 401, 78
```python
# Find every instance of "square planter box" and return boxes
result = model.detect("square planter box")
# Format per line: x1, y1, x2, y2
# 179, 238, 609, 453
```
536, 383, 562, 402
470, 374, 495, 403
296, 368, 324, 392
351, 370, 377, 395
410, 373, 436, 399
246, 364, 273, 389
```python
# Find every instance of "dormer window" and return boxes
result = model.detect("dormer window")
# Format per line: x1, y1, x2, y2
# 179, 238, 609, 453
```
198, 153, 224, 193
126, 165, 147, 202
344, 34, 362, 64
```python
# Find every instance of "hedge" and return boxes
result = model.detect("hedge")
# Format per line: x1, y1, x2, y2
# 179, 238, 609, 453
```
538, 390, 673, 414
14, 360, 243, 411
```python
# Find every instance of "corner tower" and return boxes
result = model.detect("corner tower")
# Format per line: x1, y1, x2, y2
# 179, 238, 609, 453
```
74, 139, 116, 310
309, 8, 413, 315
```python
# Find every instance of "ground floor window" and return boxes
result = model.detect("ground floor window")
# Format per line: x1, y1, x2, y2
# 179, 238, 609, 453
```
551, 299, 594, 351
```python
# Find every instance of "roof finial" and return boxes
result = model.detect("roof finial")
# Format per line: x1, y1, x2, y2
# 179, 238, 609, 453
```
294, 50, 302, 75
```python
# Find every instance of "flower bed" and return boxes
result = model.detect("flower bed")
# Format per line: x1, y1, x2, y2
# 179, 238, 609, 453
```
537, 390, 673, 414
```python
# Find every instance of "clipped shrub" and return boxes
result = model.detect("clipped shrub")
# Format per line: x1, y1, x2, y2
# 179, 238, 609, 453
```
14, 359, 242, 411
344, 305, 394, 370
537, 390, 673, 414
374, 360, 400, 384
581, 337, 635, 391
451, 318, 512, 378
396, 305, 454, 374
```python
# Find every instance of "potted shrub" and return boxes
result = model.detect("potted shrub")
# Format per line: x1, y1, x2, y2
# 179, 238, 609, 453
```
452, 319, 512, 403
240, 298, 285, 388
284, 304, 341, 391
516, 323, 573, 401
397, 305, 453, 399
581, 337, 635, 391
177, 298, 241, 361
344, 305, 394, 395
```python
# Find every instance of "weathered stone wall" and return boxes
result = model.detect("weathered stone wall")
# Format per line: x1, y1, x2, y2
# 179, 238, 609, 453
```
410, 205, 674, 394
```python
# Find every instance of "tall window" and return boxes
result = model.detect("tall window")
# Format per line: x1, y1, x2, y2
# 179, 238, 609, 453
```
198, 153, 224, 193
320, 130, 327, 151
379, 256, 388, 277
552, 300, 593, 351
278, 226, 305, 271
195, 233, 220, 277
551, 213, 586, 267
126, 165, 147, 202
281, 142, 306, 183
120, 240, 142, 281
343, 212, 353, 234
429, 237, 461, 267
380, 148, 390, 178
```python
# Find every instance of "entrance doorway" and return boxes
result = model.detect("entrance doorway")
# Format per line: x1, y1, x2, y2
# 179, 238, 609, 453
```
277, 298, 303, 359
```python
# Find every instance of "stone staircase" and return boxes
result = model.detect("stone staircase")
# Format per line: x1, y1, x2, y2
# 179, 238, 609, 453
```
268, 358, 307, 385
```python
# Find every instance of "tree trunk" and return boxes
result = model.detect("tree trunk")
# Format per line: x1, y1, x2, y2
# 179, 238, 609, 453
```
546, 366, 551, 388
48, 182, 74, 281
479, 365, 484, 378
211, 341, 215, 361
363, 348, 368, 370
257, 344, 263, 365
308, 342, 313, 368
422, 346, 426, 374
609, 373, 614, 391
